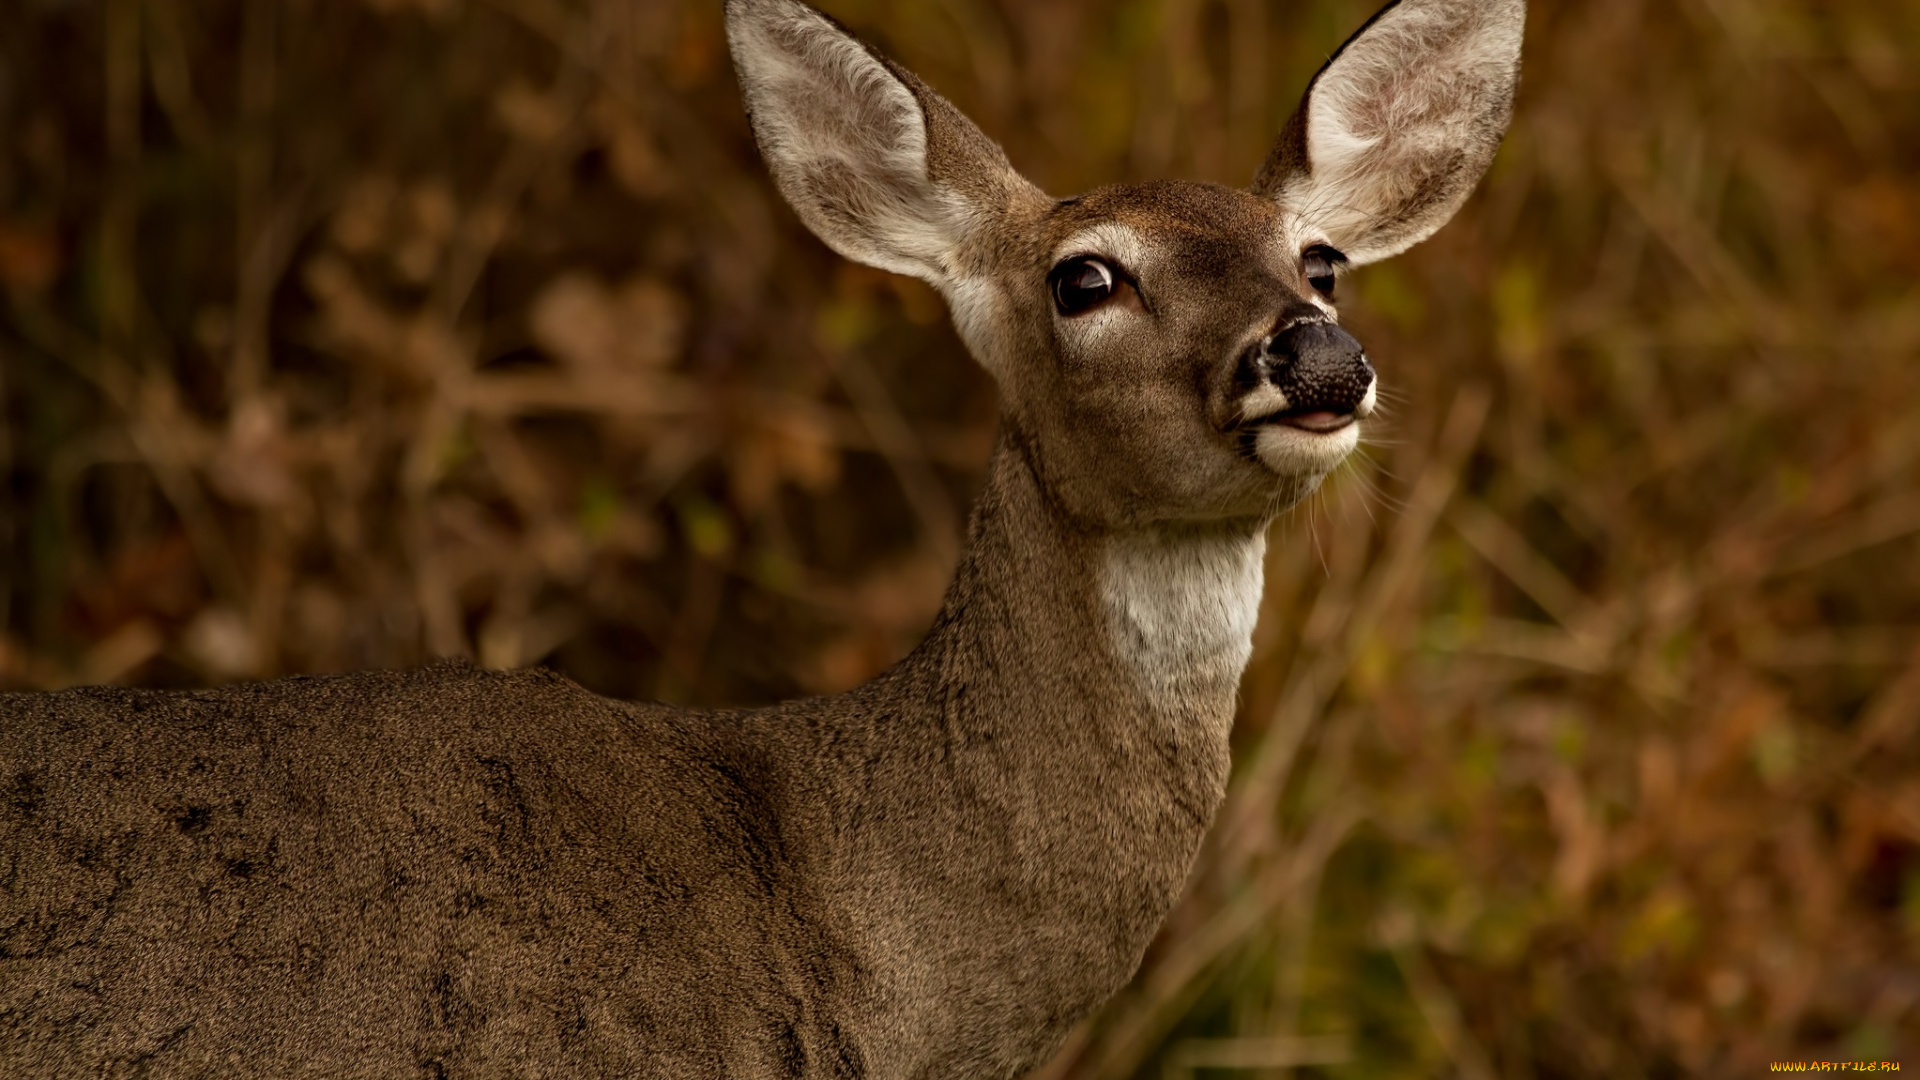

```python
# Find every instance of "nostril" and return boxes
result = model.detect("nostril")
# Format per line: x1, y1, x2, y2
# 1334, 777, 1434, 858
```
1235, 340, 1276, 393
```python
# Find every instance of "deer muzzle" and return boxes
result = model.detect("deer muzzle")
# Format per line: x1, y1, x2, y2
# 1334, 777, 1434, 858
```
1257, 321, 1376, 430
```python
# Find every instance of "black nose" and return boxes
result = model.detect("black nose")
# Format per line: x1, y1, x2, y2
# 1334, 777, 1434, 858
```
1263, 322, 1374, 415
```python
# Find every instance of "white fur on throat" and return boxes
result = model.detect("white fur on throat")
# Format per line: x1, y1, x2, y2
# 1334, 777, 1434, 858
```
1102, 530, 1266, 719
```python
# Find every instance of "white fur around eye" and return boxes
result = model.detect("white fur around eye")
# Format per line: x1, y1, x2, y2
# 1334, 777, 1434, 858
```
1045, 223, 1150, 341
1050, 223, 1148, 276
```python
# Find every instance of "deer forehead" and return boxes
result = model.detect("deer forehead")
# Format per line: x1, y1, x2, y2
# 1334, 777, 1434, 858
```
1044, 182, 1294, 267
1039, 183, 1336, 316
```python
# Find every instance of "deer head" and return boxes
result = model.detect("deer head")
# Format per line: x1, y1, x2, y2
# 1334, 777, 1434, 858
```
728, 0, 1523, 531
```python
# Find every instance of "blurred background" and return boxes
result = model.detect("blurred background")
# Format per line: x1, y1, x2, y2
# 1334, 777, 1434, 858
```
2, 0, 1917, 1073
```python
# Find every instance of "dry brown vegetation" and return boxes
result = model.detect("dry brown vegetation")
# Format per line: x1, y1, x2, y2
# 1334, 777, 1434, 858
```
3, 0, 1918, 1074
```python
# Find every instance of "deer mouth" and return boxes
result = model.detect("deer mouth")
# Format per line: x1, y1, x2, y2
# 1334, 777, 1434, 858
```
1240, 406, 1357, 435
1231, 378, 1373, 437
1236, 398, 1366, 478
1266, 408, 1355, 434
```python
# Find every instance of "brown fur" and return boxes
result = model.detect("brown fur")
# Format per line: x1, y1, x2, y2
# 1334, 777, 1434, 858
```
1, 446, 1218, 1078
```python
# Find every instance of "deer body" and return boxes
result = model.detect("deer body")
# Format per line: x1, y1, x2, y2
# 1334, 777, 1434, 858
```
2, 447, 1255, 1077
0, 1, 1523, 1075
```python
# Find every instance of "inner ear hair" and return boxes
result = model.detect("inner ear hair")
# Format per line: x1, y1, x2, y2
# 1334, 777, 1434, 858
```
727, 0, 943, 278
725, 0, 1039, 286
1251, 0, 1525, 267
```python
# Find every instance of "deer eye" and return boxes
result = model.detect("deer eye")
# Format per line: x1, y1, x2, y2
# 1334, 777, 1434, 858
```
1303, 246, 1345, 299
1049, 256, 1118, 316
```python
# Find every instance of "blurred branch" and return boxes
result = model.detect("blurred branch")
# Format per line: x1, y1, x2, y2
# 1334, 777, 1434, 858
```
1448, 497, 1597, 630
7, 296, 245, 605
1771, 490, 1920, 575
830, 351, 962, 567
1381, 910, 1497, 1080
1159, 1036, 1349, 1080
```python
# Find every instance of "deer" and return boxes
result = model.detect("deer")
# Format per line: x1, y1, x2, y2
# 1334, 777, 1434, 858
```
0, 0, 1522, 1075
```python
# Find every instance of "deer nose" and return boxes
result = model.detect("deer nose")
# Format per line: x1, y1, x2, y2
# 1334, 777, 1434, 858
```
1262, 322, 1375, 416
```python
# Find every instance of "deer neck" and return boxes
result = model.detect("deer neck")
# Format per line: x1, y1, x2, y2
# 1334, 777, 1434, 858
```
908, 430, 1266, 818
830, 429, 1267, 1069
932, 427, 1268, 721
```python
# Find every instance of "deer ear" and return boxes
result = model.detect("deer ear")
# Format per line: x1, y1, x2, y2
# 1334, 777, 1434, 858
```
726, 0, 1036, 285
1252, 0, 1525, 266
